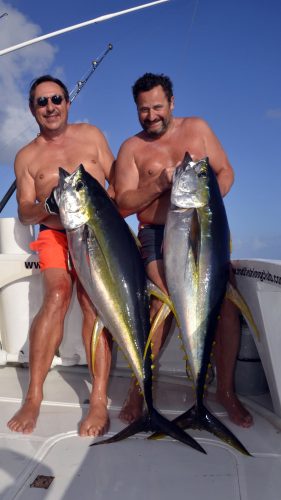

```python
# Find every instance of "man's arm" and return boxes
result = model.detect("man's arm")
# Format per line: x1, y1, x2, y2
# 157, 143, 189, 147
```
94, 127, 115, 198
14, 151, 50, 225
114, 140, 172, 216
199, 119, 234, 197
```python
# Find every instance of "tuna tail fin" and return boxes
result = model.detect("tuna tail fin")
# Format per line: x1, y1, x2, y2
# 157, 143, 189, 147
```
90, 415, 150, 447
90, 409, 206, 454
150, 408, 206, 453
150, 405, 251, 456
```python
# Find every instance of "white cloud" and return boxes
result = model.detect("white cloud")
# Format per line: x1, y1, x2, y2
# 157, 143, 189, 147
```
0, 1, 57, 164
252, 237, 268, 251
232, 234, 281, 260
266, 108, 281, 119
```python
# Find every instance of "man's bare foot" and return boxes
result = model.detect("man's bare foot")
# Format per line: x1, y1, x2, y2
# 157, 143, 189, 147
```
119, 383, 144, 424
216, 390, 253, 428
7, 399, 41, 434
79, 400, 109, 437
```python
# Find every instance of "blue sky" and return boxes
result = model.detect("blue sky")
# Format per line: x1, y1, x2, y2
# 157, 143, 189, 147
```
0, 0, 280, 259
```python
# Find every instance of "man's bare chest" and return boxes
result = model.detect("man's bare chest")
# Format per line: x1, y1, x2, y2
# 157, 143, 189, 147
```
30, 143, 103, 200
135, 143, 189, 179
136, 128, 205, 177
30, 142, 100, 177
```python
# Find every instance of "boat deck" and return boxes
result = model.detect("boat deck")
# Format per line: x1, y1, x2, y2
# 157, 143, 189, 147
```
0, 365, 280, 500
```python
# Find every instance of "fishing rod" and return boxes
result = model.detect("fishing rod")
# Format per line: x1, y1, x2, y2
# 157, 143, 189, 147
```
69, 43, 112, 102
0, 44, 113, 214
0, 180, 16, 213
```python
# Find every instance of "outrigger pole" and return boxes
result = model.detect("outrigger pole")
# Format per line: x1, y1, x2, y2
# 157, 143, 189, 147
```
0, 0, 169, 56
0, 44, 113, 213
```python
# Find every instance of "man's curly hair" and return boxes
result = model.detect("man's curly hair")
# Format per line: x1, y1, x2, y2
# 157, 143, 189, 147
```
132, 73, 173, 103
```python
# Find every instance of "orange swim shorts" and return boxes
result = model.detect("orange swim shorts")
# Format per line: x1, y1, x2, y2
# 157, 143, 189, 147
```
30, 225, 70, 272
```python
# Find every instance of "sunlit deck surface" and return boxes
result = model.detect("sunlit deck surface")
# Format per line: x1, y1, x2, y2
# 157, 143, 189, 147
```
0, 364, 280, 500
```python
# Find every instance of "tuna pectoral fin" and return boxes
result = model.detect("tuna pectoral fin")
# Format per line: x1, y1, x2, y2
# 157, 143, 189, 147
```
226, 283, 260, 341
90, 409, 206, 453
91, 317, 104, 372
144, 282, 180, 360
170, 405, 251, 456
144, 303, 171, 359
147, 280, 178, 319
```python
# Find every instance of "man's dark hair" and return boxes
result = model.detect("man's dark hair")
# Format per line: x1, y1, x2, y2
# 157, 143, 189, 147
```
132, 73, 173, 103
29, 75, 70, 105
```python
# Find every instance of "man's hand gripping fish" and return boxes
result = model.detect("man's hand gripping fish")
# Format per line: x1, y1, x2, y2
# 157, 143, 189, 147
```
153, 153, 250, 456
58, 164, 205, 452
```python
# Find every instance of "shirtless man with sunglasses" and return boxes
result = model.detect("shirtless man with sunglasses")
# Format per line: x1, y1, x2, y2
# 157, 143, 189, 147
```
7, 75, 114, 437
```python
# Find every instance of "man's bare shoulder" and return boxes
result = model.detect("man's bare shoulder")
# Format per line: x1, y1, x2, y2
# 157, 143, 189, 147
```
118, 133, 144, 153
178, 116, 210, 130
69, 122, 97, 132
68, 122, 105, 138
15, 136, 38, 165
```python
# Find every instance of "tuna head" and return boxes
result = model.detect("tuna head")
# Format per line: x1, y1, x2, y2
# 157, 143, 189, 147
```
58, 165, 93, 231
171, 153, 209, 209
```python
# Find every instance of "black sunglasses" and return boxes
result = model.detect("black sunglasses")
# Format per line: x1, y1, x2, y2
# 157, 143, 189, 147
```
36, 95, 64, 107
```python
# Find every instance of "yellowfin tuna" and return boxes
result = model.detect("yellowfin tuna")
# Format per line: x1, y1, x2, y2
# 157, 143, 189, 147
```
152, 153, 250, 456
58, 164, 205, 452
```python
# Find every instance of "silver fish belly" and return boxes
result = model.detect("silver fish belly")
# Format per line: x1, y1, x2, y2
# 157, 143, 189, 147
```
58, 164, 206, 452
162, 154, 250, 456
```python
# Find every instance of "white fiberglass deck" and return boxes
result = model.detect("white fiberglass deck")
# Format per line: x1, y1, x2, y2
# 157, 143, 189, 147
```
0, 365, 280, 500
1, 220, 281, 498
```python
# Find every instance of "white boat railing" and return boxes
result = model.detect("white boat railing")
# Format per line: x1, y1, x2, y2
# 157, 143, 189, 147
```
0, 218, 186, 374
233, 258, 281, 417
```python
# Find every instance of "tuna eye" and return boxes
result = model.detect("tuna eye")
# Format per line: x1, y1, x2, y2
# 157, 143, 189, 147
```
198, 171, 207, 178
75, 180, 84, 192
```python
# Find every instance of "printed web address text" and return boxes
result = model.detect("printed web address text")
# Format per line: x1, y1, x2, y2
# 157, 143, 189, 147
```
25, 261, 40, 269
234, 266, 281, 286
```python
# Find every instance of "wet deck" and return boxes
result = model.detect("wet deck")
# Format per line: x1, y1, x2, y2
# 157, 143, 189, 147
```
0, 365, 280, 500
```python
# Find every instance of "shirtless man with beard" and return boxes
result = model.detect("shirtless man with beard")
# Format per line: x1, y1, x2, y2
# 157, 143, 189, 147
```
114, 72, 253, 428
7, 75, 114, 437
